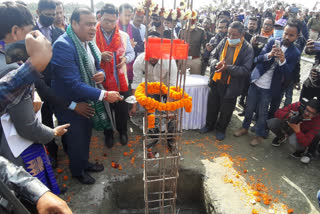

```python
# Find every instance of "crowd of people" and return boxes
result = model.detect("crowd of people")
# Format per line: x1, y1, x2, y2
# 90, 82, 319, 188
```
0, 0, 320, 213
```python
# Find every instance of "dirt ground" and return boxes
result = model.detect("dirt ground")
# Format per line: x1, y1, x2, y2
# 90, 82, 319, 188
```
53, 59, 320, 214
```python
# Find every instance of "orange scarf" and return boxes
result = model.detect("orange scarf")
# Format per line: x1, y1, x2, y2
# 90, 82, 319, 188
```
95, 23, 128, 92
212, 37, 244, 84
260, 29, 274, 38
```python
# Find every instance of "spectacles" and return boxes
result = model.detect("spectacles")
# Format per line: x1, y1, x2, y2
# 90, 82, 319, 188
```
264, 23, 273, 27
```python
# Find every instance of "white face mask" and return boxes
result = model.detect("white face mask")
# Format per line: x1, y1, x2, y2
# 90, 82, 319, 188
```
228, 38, 241, 45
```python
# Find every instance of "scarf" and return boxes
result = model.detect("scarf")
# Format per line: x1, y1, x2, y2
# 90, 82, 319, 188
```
261, 29, 274, 38
66, 25, 111, 131
117, 20, 135, 81
212, 37, 244, 85
96, 23, 128, 92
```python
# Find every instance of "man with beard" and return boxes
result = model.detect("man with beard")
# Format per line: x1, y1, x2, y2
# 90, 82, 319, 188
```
202, 19, 229, 75
53, 1, 67, 31
244, 17, 258, 42
234, 20, 301, 146
51, 7, 122, 184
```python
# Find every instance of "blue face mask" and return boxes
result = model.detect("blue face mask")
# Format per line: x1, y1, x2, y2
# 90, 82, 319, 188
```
274, 30, 284, 38
228, 38, 241, 45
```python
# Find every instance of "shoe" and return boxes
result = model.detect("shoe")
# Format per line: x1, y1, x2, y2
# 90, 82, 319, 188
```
104, 130, 114, 148
200, 127, 211, 134
250, 136, 263, 147
73, 172, 95, 185
271, 136, 287, 147
301, 154, 311, 164
216, 131, 225, 141
250, 126, 256, 133
238, 111, 245, 116
85, 162, 104, 172
120, 133, 128, 145
290, 151, 304, 159
233, 128, 248, 137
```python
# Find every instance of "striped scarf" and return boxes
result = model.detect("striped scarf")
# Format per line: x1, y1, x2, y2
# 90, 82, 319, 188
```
66, 26, 111, 131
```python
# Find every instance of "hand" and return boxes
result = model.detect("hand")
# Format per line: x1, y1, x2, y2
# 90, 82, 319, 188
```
92, 72, 105, 84
311, 69, 319, 79
37, 191, 73, 214
116, 56, 127, 68
268, 45, 279, 59
33, 101, 42, 113
53, 124, 70, 137
101, 51, 113, 62
306, 39, 315, 51
105, 91, 122, 103
287, 121, 301, 133
294, 83, 301, 90
130, 39, 136, 48
250, 36, 258, 46
206, 43, 213, 52
274, 48, 285, 63
26, 30, 52, 72
74, 102, 95, 118
129, 104, 137, 116
215, 59, 227, 73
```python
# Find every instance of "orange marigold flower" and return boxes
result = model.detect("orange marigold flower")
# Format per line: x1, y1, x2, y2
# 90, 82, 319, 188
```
243, 169, 248, 173
287, 209, 294, 214
252, 209, 259, 214
56, 168, 63, 173
118, 165, 123, 170
63, 176, 68, 181
124, 152, 129, 156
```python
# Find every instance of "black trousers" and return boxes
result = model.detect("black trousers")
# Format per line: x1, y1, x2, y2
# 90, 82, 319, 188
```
59, 118, 93, 176
205, 84, 237, 133
107, 91, 130, 134
41, 101, 58, 159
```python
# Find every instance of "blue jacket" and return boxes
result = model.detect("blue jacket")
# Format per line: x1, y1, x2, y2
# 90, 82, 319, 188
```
51, 33, 102, 121
251, 38, 301, 97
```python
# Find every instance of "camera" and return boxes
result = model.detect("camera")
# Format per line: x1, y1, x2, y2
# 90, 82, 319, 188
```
282, 98, 309, 135
5, 40, 28, 64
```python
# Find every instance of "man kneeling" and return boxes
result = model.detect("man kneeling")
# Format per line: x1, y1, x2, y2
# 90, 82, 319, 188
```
267, 99, 320, 159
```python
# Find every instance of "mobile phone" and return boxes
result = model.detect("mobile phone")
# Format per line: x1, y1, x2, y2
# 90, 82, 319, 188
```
256, 36, 268, 44
314, 41, 320, 51
5, 40, 28, 64
290, 7, 299, 14
274, 40, 281, 48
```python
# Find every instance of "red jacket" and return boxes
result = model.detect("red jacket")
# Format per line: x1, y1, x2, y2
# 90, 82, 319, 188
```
275, 102, 320, 147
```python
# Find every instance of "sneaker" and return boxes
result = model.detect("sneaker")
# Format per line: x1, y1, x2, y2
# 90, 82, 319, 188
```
234, 128, 248, 137
271, 136, 287, 147
300, 155, 311, 164
250, 136, 263, 147
290, 151, 304, 159
216, 131, 225, 141
200, 127, 211, 134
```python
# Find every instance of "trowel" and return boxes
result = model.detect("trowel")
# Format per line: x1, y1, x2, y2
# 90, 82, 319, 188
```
120, 95, 137, 104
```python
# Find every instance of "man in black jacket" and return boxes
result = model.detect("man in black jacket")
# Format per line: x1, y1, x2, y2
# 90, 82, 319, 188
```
200, 21, 254, 141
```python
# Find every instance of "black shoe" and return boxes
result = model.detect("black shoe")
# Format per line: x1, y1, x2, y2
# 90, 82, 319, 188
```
73, 172, 95, 185
120, 133, 128, 145
200, 127, 211, 134
271, 136, 287, 147
50, 156, 58, 169
290, 151, 304, 159
104, 130, 114, 148
85, 162, 104, 172
238, 111, 245, 116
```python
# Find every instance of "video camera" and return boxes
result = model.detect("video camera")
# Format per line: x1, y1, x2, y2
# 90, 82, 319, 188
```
287, 98, 309, 124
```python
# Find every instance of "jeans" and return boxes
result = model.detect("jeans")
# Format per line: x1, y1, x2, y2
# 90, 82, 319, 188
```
283, 82, 294, 107
242, 83, 271, 137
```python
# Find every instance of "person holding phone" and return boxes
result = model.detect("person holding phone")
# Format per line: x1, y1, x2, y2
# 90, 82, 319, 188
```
234, 19, 301, 146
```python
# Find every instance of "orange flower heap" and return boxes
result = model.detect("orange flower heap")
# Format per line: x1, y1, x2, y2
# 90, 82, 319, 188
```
135, 82, 193, 129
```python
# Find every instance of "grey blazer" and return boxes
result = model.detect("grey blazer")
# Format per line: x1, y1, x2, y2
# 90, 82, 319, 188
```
0, 95, 54, 167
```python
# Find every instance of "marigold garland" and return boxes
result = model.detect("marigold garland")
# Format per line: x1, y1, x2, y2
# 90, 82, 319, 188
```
135, 82, 192, 129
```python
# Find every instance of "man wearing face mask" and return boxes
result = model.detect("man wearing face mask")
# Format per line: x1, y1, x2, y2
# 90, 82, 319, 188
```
202, 19, 229, 76
200, 21, 254, 141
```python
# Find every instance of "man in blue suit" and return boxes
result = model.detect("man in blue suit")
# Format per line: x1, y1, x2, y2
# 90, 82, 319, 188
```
51, 8, 122, 184
234, 19, 301, 146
